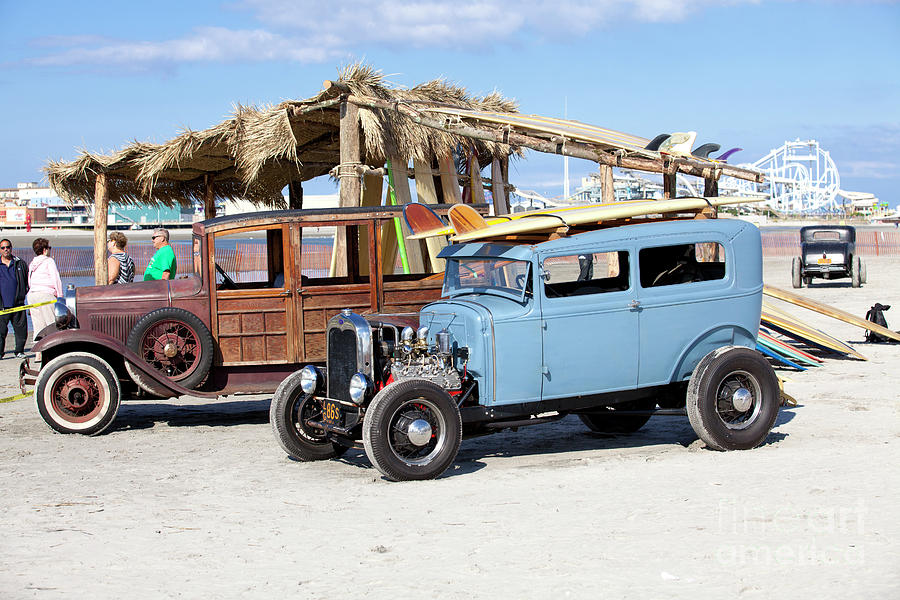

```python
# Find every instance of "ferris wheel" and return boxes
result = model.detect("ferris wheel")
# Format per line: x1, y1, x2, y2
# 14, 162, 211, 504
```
724, 139, 841, 214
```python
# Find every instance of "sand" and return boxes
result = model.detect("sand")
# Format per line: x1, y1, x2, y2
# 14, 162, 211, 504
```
0, 257, 898, 599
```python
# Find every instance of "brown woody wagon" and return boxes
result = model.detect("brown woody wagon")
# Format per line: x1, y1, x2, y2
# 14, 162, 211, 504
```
21, 205, 462, 435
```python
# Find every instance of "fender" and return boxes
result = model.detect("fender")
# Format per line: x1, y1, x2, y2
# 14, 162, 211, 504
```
32, 329, 216, 399
667, 323, 758, 384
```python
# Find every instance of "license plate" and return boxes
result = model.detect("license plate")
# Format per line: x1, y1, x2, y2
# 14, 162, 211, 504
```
322, 400, 342, 427
817, 258, 831, 264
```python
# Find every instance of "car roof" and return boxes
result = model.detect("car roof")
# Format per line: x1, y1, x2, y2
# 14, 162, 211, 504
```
439, 218, 754, 260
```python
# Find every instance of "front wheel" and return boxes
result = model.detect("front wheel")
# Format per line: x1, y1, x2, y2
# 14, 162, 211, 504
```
270, 370, 348, 461
686, 346, 780, 451
363, 379, 462, 481
35, 352, 121, 435
791, 257, 802, 288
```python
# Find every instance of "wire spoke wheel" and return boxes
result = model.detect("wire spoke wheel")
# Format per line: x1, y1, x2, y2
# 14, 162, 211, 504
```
269, 370, 348, 462
51, 369, 105, 422
714, 370, 762, 430
140, 319, 201, 380
387, 399, 446, 465
35, 352, 121, 435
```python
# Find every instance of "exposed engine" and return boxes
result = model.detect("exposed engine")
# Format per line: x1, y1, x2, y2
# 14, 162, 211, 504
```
389, 325, 462, 390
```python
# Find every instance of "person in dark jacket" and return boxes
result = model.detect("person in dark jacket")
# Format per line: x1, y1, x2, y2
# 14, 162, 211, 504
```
0, 239, 29, 358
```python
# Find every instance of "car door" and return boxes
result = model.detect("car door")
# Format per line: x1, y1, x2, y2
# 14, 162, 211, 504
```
539, 248, 639, 401
210, 223, 298, 365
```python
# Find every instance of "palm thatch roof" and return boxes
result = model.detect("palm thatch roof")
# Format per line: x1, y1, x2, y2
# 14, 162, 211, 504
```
46, 63, 520, 208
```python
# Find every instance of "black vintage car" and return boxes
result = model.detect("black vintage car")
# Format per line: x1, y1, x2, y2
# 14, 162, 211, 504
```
792, 225, 866, 288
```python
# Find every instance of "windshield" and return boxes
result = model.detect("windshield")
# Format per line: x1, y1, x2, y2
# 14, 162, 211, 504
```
443, 258, 531, 299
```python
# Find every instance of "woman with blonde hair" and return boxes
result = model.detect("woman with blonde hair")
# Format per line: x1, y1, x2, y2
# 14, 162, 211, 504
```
27, 237, 63, 341
107, 231, 135, 284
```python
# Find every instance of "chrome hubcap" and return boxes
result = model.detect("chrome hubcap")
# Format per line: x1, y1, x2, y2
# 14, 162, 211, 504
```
732, 387, 753, 412
406, 419, 433, 447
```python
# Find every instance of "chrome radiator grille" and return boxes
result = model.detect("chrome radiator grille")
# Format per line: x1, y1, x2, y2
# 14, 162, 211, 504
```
327, 327, 357, 403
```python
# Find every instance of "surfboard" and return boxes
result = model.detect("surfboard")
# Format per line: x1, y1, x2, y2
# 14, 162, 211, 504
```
756, 343, 807, 371
403, 202, 446, 238
658, 131, 697, 156
759, 328, 824, 363
448, 204, 489, 235
763, 284, 900, 343
761, 301, 866, 360
451, 196, 763, 242
757, 330, 821, 367
406, 198, 649, 240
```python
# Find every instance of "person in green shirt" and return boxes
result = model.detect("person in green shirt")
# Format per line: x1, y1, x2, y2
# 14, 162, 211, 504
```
144, 228, 177, 281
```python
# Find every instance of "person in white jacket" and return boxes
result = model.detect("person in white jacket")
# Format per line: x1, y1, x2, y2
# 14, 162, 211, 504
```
27, 237, 63, 342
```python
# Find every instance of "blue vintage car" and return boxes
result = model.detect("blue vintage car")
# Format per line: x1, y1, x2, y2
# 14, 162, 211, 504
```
271, 218, 780, 481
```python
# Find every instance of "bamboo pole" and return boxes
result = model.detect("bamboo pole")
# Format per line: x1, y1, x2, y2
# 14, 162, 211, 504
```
93, 173, 109, 285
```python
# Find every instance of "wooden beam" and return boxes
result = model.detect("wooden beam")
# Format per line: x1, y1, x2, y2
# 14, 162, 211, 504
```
93, 173, 109, 285
357, 171, 383, 276
203, 174, 216, 219
345, 94, 764, 183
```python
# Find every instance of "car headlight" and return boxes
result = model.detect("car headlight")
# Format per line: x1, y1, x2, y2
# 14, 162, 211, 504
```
348, 372, 372, 405
299, 365, 322, 394
54, 299, 73, 328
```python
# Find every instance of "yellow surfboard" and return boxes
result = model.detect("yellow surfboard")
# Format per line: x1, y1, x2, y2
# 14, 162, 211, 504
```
451, 196, 762, 242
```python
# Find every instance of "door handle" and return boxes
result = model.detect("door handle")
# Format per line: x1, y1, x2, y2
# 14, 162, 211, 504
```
629, 300, 641, 310
278, 290, 291, 297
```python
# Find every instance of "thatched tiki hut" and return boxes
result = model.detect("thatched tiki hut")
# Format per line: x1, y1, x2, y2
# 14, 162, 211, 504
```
47, 63, 764, 284
46, 65, 520, 284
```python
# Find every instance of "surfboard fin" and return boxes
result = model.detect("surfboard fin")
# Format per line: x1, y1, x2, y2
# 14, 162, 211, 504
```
691, 143, 721, 159
448, 204, 488, 235
644, 133, 670, 151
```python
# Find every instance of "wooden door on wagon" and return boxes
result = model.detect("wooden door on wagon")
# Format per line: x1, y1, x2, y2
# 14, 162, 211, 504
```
210, 223, 299, 366
291, 220, 380, 362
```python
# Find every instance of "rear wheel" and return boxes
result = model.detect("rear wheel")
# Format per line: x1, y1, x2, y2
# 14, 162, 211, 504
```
35, 352, 121, 435
686, 346, 779, 451
860, 259, 867, 284
851, 256, 861, 288
579, 399, 656, 433
270, 370, 348, 461
791, 257, 802, 288
363, 379, 461, 481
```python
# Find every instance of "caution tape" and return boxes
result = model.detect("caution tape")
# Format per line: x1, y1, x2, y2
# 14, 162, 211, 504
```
0, 300, 56, 316
0, 391, 31, 404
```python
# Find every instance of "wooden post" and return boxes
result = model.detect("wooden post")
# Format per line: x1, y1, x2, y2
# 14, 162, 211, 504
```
663, 166, 677, 199
491, 157, 509, 214
704, 176, 719, 198
204, 174, 216, 219
93, 173, 109, 285
469, 154, 486, 207
414, 158, 447, 273
289, 181, 303, 209
438, 151, 463, 204
600, 164, 615, 204
332, 99, 362, 277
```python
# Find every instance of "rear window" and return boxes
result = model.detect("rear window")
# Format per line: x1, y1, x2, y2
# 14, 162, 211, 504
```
639, 242, 726, 288
812, 231, 841, 241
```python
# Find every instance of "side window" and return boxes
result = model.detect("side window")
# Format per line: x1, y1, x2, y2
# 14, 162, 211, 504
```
543, 251, 630, 298
300, 224, 370, 282
214, 228, 284, 289
639, 242, 726, 288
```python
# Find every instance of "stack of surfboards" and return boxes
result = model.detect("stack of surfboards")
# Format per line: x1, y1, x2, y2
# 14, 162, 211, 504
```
758, 285, 900, 369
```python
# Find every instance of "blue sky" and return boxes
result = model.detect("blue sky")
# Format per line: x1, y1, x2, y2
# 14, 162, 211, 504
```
1, 0, 898, 207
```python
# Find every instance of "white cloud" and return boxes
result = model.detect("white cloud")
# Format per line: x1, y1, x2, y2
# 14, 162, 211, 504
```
23, 0, 767, 68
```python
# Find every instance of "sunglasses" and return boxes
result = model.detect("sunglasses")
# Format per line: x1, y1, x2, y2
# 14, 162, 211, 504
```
0, 246, 10, 250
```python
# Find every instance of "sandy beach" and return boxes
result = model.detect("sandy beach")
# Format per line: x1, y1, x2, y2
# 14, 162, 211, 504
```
0, 256, 898, 599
